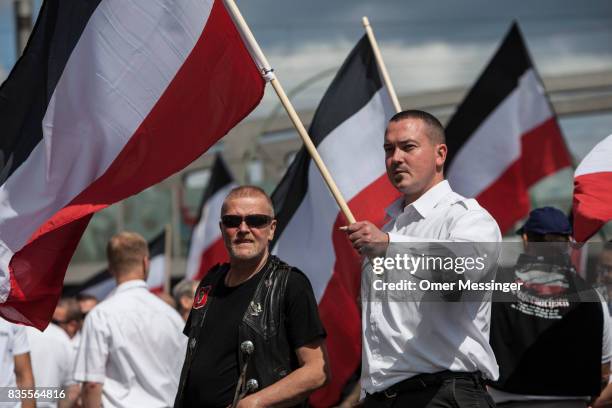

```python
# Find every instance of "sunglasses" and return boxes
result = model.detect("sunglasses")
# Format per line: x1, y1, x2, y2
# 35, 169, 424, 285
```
221, 214, 273, 229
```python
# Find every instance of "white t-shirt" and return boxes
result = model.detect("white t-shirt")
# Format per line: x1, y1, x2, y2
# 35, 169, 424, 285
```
73, 279, 186, 408
0, 318, 30, 408
26, 323, 76, 408
361, 180, 502, 394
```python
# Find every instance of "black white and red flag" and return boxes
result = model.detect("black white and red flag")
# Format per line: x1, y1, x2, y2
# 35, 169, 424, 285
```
185, 154, 236, 281
0, 0, 264, 328
65, 230, 168, 300
271, 35, 397, 407
445, 22, 572, 233
573, 134, 612, 242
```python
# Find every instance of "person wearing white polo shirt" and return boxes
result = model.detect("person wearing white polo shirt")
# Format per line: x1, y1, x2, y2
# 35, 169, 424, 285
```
73, 231, 186, 408
0, 318, 35, 408
345, 110, 500, 407
27, 318, 80, 407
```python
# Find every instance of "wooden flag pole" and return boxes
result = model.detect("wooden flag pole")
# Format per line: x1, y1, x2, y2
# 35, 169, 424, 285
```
362, 16, 402, 114
223, 0, 356, 224
164, 223, 172, 295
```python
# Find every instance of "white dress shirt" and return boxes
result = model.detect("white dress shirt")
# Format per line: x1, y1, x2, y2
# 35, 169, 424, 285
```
361, 180, 502, 394
74, 280, 186, 408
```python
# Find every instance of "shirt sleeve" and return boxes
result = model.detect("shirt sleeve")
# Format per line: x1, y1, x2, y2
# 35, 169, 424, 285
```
284, 269, 326, 350
73, 309, 110, 384
11, 324, 30, 356
601, 300, 612, 364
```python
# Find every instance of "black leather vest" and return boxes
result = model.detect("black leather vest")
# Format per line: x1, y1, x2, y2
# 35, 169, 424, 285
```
174, 255, 300, 408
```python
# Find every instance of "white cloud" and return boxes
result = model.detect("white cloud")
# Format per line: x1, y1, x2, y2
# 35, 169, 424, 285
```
251, 38, 612, 118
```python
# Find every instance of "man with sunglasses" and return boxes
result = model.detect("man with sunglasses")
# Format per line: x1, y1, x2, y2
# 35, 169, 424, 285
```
175, 186, 329, 408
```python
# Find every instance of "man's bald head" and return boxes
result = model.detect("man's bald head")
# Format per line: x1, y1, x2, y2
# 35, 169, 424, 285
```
221, 185, 274, 217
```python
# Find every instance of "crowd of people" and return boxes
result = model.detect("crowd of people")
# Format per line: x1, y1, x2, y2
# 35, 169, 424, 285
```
1, 110, 611, 408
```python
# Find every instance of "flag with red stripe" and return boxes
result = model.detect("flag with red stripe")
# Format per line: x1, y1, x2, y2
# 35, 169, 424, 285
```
185, 154, 236, 281
271, 35, 397, 407
445, 22, 572, 233
0, 0, 264, 328
573, 134, 612, 242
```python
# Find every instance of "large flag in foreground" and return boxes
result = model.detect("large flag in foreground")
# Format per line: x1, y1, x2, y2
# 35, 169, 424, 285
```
445, 22, 572, 233
0, 0, 264, 328
573, 134, 612, 242
185, 154, 235, 281
271, 36, 397, 406
65, 230, 168, 300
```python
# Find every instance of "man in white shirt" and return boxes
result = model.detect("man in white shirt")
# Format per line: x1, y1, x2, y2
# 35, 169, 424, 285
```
0, 318, 35, 408
345, 110, 501, 407
73, 231, 186, 408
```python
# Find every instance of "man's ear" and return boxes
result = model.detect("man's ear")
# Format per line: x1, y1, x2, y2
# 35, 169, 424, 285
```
268, 219, 277, 241
436, 143, 448, 168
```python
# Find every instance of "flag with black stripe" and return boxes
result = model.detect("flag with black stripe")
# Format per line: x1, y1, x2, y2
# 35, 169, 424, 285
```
445, 22, 572, 233
0, 0, 264, 328
271, 35, 397, 407
185, 154, 236, 281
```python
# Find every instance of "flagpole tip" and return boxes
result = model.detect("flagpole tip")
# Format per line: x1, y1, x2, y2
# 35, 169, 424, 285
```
362, 16, 370, 28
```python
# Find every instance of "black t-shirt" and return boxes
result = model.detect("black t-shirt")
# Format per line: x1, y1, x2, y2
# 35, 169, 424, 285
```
183, 265, 326, 408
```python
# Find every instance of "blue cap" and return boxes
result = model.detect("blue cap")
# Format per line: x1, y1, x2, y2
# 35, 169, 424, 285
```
516, 207, 572, 236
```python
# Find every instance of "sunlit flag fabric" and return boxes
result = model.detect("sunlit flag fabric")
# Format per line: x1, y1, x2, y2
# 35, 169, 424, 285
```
573, 134, 612, 242
271, 35, 397, 407
445, 22, 572, 233
0, 0, 264, 328
185, 154, 236, 281
64, 230, 168, 300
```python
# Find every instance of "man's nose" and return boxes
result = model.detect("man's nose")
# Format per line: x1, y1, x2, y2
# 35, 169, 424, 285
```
237, 220, 250, 232
391, 147, 403, 163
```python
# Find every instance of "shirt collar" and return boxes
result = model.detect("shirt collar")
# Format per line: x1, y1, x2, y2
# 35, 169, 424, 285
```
113, 279, 147, 294
385, 180, 452, 219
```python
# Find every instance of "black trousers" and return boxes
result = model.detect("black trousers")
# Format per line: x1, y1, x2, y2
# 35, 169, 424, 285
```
364, 374, 496, 408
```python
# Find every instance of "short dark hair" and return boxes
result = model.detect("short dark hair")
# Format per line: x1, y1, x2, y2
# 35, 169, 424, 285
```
388, 110, 445, 144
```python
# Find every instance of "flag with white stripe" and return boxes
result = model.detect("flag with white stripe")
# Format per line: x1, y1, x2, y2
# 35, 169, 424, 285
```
445, 22, 572, 233
0, 0, 264, 328
185, 154, 236, 281
271, 35, 397, 406
573, 134, 612, 242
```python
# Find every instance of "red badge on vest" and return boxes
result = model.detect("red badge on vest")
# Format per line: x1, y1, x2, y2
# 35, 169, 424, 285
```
193, 285, 211, 309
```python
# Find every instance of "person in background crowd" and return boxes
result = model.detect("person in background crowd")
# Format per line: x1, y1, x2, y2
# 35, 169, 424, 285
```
27, 311, 80, 408
489, 207, 611, 408
156, 292, 178, 309
75, 294, 98, 318
74, 231, 186, 408
345, 110, 500, 407
596, 241, 612, 314
53, 297, 84, 354
172, 279, 199, 322
0, 317, 35, 408
175, 186, 329, 408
